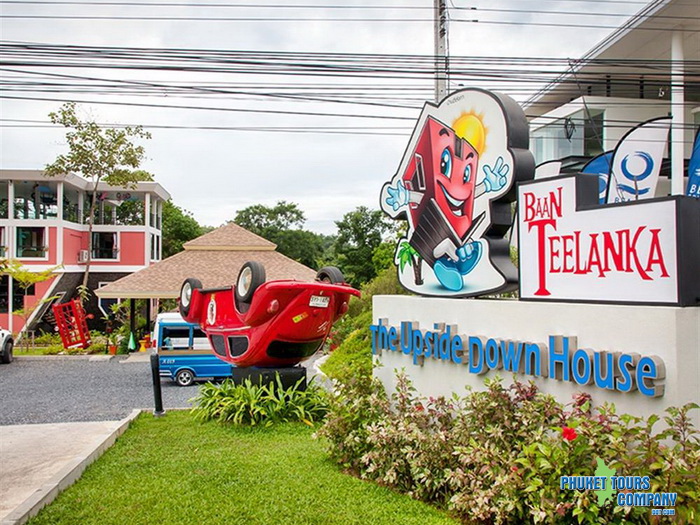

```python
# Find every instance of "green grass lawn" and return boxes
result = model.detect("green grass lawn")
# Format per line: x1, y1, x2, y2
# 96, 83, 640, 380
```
28, 411, 459, 525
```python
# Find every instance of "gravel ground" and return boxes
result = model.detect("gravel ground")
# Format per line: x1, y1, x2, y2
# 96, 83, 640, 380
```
0, 357, 199, 425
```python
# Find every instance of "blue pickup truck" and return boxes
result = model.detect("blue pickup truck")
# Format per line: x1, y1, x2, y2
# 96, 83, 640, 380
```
154, 313, 233, 386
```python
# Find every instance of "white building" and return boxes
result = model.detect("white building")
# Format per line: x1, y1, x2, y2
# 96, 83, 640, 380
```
525, 0, 699, 195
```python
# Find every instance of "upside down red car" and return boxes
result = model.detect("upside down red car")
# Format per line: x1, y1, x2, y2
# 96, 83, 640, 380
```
179, 262, 361, 368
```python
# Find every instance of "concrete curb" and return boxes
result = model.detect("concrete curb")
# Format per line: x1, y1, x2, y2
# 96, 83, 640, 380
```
13, 355, 118, 362
0, 409, 142, 525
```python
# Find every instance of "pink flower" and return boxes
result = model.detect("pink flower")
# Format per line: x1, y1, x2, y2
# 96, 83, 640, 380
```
562, 426, 578, 441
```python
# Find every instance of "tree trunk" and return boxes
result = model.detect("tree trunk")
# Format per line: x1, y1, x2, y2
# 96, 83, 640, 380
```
412, 256, 424, 285
82, 178, 101, 293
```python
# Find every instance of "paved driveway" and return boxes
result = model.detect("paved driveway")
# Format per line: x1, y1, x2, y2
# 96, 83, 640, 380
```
0, 357, 197, 425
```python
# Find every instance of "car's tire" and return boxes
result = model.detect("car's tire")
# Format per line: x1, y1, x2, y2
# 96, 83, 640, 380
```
235, 261, 266, 304
316, 266, 345, 284
175, 369, 195, 387
1, 339, 13, 364
179, 278, 202, 318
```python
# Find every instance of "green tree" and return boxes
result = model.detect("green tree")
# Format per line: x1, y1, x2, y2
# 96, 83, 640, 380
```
45, 102, 151, 291
233, 201, 324, 268
2, 260, 61, 350
162, 200, 203, 258
233, 201, 305, 234
333, 206, 390, 287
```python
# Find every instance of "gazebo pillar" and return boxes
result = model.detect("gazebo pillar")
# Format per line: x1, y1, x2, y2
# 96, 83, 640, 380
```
129, 298, 136, 350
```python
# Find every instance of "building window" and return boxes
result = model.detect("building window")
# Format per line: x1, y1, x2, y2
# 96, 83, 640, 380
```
16, 227, 46, 258
85, 192, 145, 226
0, 227, 6, 258
0, 181, 8, 219
583, 109, 605, 158
150, 233, 161, 261
0, 276, 8, 313
63, 185, 81, 223
13, 283, 35, 312
14, 181, 58, 220
92, 232, 118, 259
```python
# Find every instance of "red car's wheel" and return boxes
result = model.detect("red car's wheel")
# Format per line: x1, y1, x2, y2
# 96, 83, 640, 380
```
235, 261, 266, 304
179, 278, 202, 318
316, 266, 345, 284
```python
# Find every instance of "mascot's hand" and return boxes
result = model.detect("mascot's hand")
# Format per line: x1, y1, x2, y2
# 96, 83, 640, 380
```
482, 156, 510, 192
456, 244, 475, 261
386, 180, 409, 211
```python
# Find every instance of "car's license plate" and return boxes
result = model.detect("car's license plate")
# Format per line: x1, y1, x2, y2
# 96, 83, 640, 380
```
309, 295, 330, 308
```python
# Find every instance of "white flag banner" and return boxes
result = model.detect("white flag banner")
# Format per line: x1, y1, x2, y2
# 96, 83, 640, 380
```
606, 117, 671, 204
534, 160, 562, 180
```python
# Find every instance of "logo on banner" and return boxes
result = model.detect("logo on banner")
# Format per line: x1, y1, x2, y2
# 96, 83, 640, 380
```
380, 88, 534, 297
685, 128, 700, 198
581, 151, 613, 204
607, 117, 671, 203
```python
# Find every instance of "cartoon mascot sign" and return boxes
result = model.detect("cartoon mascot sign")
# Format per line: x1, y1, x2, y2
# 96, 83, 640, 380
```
380, 88, 534, 297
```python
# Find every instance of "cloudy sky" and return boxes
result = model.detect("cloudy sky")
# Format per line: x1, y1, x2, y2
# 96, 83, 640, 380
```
0, 0, 642, 233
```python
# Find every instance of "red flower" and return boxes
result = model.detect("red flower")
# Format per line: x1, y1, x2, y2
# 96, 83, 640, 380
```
562, 427, 578, 441
414, 403, 424, 412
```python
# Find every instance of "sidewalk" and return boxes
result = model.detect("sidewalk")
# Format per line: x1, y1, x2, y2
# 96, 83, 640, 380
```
0, 411, 139, 525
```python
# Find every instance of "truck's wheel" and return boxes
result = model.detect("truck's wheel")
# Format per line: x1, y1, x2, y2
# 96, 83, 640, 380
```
179, 278, 202, 318
316, 266, 345, 284
175, 369, 194, 387
235, 261, 266, 304
1, 339, 13, 364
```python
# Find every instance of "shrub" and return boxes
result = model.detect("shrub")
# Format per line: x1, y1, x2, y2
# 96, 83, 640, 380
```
323, 266, 407, 382
321, 310, 373, 384
33, 332, 62, 345
192, 376, 328, 427
44, 343, 64, 355
318, 372, 700, 525
314, 372, 388, 473
85, 342, 107, 354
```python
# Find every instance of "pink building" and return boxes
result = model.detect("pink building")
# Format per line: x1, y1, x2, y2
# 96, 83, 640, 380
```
0, 170, 170, 335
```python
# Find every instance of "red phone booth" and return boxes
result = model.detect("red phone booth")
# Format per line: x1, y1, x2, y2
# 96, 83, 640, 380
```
52, 300, 92, 349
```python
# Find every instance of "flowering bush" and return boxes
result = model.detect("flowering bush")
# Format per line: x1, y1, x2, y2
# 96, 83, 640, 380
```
318, 372, 699, 524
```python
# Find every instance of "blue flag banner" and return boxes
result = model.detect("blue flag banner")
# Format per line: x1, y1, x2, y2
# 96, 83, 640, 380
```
685, 128, 700, 198
582, 151, 613, 204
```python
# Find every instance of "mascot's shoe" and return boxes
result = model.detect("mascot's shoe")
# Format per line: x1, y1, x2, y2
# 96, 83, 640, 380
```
433, 258, 464, 291
457, 242, 482, 276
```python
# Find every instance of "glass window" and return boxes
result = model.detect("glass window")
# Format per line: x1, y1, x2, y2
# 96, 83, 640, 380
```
150, 233, 161, 261
92, 232, 118, 259
16, 227, 46, 258
85, 192, 145, 225
0, 181, 8, 219
584, 109, 605, 158
160, 326, 191, 349
14, 181, 58, 219
63, 185, 81, 223
115, 192, 144, 226
0, 276, 8, 314
150, 198, 157, 228
192, 328, 209, 350
12, 283, 35, 312
0, 227, 6, 258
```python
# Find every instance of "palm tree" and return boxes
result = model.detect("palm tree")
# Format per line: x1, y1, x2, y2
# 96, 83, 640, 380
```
396, 241, 423, 285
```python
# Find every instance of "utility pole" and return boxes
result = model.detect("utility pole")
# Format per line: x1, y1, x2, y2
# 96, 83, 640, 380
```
434, 0, 449, 103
